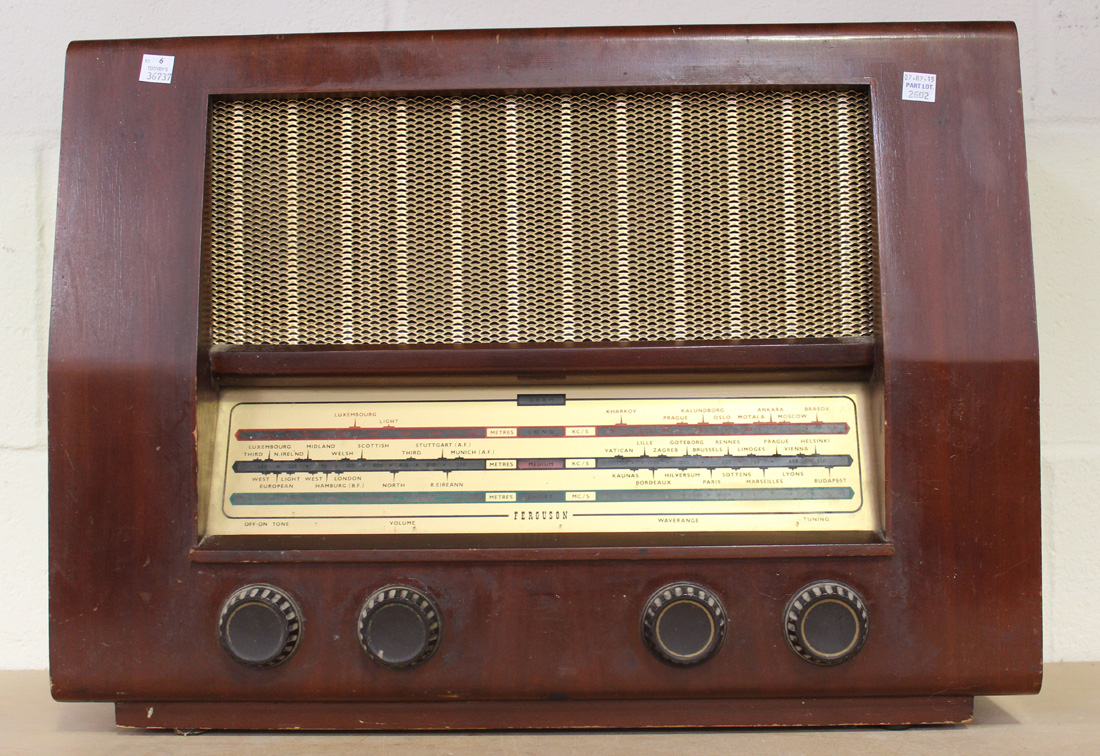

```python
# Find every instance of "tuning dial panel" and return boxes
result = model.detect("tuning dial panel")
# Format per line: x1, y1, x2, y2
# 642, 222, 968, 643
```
642, 582, 727, 666
357, 585, 442, 669
784, 580, 869, 665
217, 584, 302, 669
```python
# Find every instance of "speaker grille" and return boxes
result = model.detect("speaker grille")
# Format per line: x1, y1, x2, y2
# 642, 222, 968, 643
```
206, 90, 874, 346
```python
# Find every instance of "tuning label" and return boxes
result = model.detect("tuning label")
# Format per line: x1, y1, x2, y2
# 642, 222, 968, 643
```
204, 383, 879, 536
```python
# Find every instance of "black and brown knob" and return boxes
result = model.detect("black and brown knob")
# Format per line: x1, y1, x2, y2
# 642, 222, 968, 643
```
641, 582, 727, 666
357, 585, 442, 669
784, 580, 869, 666
217, 583, 303, 669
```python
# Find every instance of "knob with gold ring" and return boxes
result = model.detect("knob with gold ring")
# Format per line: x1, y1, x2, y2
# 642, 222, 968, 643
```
641, 582, 727, 666
784, 580, 869, 665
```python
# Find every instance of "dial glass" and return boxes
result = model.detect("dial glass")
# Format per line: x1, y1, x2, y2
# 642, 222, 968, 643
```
203, 382, 880, 537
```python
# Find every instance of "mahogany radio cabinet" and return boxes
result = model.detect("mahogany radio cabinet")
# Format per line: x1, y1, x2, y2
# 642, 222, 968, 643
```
49, 22, 1041, 730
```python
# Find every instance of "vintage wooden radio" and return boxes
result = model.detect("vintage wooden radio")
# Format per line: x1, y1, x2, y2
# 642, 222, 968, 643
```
48, 23, 1040, 730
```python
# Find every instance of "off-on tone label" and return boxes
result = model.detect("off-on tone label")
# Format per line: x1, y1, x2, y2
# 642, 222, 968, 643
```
204, 384, 880, 537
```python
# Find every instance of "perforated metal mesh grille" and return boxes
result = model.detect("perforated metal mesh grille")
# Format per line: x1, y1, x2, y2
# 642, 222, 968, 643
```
206, 91, 874, 346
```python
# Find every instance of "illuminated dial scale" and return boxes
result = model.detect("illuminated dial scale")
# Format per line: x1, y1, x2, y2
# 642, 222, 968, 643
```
205, 384, 880, 537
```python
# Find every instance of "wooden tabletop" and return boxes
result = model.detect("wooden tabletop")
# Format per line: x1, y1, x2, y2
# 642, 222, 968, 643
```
2, 662, 1095, 755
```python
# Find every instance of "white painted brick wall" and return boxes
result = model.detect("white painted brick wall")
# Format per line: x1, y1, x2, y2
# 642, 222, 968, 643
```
2, 0, 1097, 669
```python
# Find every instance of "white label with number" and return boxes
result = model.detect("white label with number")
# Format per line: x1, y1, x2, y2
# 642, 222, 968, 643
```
139, 54, 175, 84
902, 72, 936, 102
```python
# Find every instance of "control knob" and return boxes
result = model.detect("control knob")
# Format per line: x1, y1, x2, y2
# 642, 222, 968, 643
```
784, 580, 869, 665
641, 582, 727, 666
217, 583, 303, 668
357, 585, 442, 669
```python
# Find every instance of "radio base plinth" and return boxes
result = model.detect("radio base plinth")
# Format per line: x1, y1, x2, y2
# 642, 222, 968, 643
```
116, 696, 974, 731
